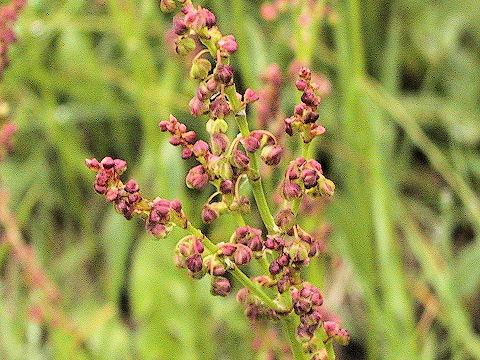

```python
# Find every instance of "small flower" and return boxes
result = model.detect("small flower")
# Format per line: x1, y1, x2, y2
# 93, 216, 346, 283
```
214, 64, 234, 84
261, 145, 284, 166
211, 276, 231, 296
244, 88, 259, 104
218, 35, 238, 54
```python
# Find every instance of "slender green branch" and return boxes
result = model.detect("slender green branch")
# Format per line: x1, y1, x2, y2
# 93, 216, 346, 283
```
224, 85, 279, 234
281, 313, 307, 360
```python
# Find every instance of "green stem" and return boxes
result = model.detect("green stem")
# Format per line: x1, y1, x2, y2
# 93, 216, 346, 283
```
224, 86, 279, 234
281, 313, 307, 360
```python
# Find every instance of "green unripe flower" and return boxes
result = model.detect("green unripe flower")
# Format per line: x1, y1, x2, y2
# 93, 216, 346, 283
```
190, 58, 212, 80
176, 37, 195, 55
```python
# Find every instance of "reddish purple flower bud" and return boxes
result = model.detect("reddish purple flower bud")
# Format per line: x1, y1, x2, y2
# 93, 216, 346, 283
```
274, 209, 295, 231
211, 133, 229, 155
182, 131, 197, 144
181, 147, 193, 159
282, 182, 301, 200
170, 199, 182, 213
172, 14, 188, 35
169, 135, 182, 146
235, 226, 250, 240
304, 111, 319, 124
189, 96, 207, 116
186, 253, 204, 273
277, 254, 290, 267
301, 89, 319, 107
201, 204, 218, 224
269, 261, 282, 275
310, 124, 326, 137
196, 84, 209, 101
218, 35, 238, 54
124, 179, 139, 193
265, 235, 284, 251
242, 135, 260, 153
219, 180, 233, 194
158, 120, 169, 131
186, 165, 209, 189
236, 287, 250, 303
105, 188, 118, 202
202, 8, 216, 27
232, 150, 250, 170
301, 168, 319, 189
211, 276, 231, 296
277, 275, 290, 293
192, 238, 204, 254
243, 88, 259, 103
299, 66, 312, 81
234, 245, 252, 265
85, 158, 100, 171
219, 243, 236, 256
209, 96, 231, 118
295, 103, 307, 116
101, 157, 115, 170
296, 79, 307, 91
206, 78, 218, 92
192, 140, 209, 157
146, 222, 167, 238
261, 145, 284, 166
249, 235, 263, 252
214, 64, 234, 84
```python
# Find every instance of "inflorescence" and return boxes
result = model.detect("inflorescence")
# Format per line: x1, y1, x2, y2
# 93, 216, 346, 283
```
86, 1, 348, 358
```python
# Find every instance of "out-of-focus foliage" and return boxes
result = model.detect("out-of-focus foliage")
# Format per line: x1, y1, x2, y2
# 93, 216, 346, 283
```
1, 0, 480, 359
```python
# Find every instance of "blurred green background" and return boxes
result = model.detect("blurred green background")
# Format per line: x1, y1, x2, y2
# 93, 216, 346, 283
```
1, 0, 480, 359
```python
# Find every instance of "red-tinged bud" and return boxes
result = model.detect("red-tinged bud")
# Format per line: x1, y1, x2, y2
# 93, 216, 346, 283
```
191, 238, 203, 255
296, 323, 314, 342
186, 165, 209, 189
296, 79, 307, 91
101, 156, 115, 170
211, 133, 229, 155
277, 275, 290, 293
242, 135, 260, 153
236, 287, 250, 303
170, 199, 182, 212
274, 209, 295, 232
261, 145, 284, 166
146, 222, 168, 238
169, 135, 182, 146
219, 242, 236, 256
235, 226, 249, 240
204, 255, 226, 276
85, 158, 100, 171
301, 168, 319, 189
209, 95, 231, 118
124, 179, 139, 193
249, 235, 263, 252
206, 78, 218, 92
173, 15, 188, 35
211, 276, 231, 296
184, 9, 206, 30
214, 64, 234, 84
265, 235, 284, 251
203, 8, 216, 27
242, 88, 259, 104
231, 195, 250, 214
319, 178, 335, 196
282, 182, 302, 200
295, 103, 307, 116
299, 66, 312, 81
181, 148, 193, 159
304, 111, 319, 124
232, 150, 250, 170
290, 243, 309, 264
295, 157, 307, 166
234, 245, 252, 265
192, 140, 209, 157
310, 124, 326, 137
190, 58, 212, 80
301, 89, 319, 107
269, 261, 282, 275
160, 0, 176, 12
182, 131, 197, 144
186, 253, 204, 273
105, 188, 118, 202
196, 84, 210, 101
201, 204, 218, 224
277, 254, 290, 267
219, 179, 233, 194
176, 36, 196, 55
159, 120, 169, 131
218, 35, 238, 54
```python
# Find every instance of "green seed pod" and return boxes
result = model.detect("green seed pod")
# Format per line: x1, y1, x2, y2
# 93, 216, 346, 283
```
190, 58, 212, 80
